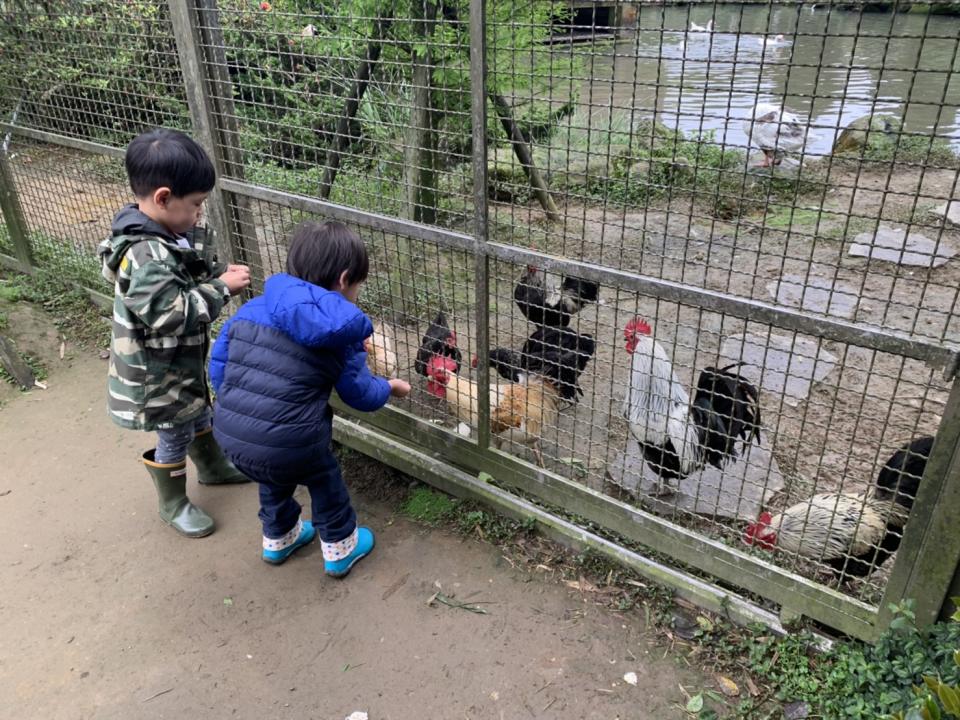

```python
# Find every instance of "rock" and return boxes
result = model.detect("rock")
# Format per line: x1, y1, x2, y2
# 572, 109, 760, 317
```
832, 114, 901, 155
607, 432, 785, 521
720, 333, 837, 402
766, 274, 859, 319
783, 701, 810, 720
848, 226, 956, 268
932, 200, 960, 227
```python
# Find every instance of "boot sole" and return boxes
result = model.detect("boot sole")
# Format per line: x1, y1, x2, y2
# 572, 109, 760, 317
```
161, 517, 215, 538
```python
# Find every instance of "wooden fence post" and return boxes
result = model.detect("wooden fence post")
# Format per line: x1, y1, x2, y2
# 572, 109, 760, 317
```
167, 0, 263, 285
0, 148, 32, 268
880, 380, 960, 629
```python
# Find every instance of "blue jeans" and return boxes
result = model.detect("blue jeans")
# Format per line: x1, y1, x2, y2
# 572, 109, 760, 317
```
252, 451, 357, 543
155, 408, 212, 464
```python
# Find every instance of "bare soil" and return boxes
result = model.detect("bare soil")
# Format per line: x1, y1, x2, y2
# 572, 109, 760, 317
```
0, 300, 705, 720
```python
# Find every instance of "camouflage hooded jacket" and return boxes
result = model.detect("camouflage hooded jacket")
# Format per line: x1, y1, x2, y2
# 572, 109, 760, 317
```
98, 204, 231, 431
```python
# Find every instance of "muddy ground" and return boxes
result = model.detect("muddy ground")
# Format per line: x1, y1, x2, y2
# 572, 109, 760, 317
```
4, 141, 957, 606
0, 298, 710, 719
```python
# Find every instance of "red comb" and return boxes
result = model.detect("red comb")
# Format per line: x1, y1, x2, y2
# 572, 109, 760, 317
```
625, 317, 651, 338
471, 354, 478, 368
758, 511, 773, 525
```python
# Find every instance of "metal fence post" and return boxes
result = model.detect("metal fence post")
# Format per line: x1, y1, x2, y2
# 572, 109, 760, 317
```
880, 380, 960, 630
167, 0, 263, 284
470, 0, 491, 450
0, 149, 32, 268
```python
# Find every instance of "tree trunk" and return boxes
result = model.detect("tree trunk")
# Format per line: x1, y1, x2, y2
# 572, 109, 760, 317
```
489, 92, 560, 222
318, 12, 395, 200
403, 0, 438, 225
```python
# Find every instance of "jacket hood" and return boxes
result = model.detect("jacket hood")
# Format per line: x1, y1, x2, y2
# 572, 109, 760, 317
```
264, 273, 372, 349
100, 204, 182, 273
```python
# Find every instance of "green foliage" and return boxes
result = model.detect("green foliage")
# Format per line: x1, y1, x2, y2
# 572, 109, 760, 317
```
891, 599, 960, 720
729, 601, 960, 719
860, 133, 960, 167
0, 1, 189, 144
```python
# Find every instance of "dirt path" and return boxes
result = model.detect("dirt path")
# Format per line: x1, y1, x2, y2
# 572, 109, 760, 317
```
0, 306, 703, 720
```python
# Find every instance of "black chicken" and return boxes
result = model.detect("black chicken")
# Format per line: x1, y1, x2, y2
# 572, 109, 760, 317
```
513, 265, 600, 328
414, 311, 462, 377
484, 326, 596, 402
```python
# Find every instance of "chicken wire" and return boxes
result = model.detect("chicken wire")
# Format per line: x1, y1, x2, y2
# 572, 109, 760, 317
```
1, 0, 959, 637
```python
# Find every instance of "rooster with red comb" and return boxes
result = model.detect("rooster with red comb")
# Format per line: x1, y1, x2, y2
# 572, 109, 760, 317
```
620, 316, 762, 493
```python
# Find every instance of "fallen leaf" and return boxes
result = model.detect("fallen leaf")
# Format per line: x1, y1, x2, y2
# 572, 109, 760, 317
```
623, 671, 638, 686
222, 597, 233, 606
696, 616, 714, 633
34, 380, 47, 390
564, 577, 599, 593
745, 676, 760, 697
59, 341, 65, 359
686, 693, 704, 713
717, 676, 740, 697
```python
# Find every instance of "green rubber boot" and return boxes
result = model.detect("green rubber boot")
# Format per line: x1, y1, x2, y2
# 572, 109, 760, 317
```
143, 450, 215, 538
188, 428, 250, 485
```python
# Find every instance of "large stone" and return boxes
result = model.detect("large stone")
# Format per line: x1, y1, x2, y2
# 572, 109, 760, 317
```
932, 200, 960, 227
720, 333, 837, 403
766, 274, 859, 320
832, 114, 902, 155
606, 432, 784, 521
848, 226, 956, 268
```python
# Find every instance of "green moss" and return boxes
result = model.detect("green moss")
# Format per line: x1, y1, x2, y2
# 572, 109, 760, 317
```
400, 486, 458, 525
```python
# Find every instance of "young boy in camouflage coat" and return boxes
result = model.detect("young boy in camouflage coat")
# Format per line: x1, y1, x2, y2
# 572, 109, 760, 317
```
98, 129, 252, 538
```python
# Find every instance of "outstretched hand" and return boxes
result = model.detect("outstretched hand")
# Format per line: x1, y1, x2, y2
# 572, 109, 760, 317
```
388, 378, 411, 399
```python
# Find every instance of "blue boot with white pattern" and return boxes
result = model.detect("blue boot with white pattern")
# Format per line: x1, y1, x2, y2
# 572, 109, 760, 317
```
262, 518, 316, 565
323, 526, 375, 578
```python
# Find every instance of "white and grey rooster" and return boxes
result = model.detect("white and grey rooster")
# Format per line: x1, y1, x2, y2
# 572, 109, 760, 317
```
620, 317, 762, 492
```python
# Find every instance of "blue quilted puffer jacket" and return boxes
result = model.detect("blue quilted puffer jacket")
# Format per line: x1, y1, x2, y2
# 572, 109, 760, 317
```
210, 273, 391, 482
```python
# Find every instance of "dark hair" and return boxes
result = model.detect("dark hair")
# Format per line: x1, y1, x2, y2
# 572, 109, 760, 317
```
125, 128, 216, 198
285, 221, 369, 290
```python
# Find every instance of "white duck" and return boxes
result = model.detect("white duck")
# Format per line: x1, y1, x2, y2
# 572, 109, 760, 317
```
690, 19, 714, 33
743, 103, 808, 168
757, 33, 786, 48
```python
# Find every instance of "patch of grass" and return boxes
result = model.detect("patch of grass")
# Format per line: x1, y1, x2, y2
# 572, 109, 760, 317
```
0, 270, 110, 349
0, 283, 22, 302
862, 133, 960, 168
762, 206, 823, 230
401, 486, 458, 526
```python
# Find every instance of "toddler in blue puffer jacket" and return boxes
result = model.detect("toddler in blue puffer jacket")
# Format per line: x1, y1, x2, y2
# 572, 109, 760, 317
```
210, 220, 411, 577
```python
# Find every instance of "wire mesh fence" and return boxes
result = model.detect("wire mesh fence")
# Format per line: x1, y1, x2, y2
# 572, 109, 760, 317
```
1, 0, 959, 638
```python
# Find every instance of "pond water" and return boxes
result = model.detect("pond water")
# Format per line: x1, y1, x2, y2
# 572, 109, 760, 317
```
564, 3, 960, 154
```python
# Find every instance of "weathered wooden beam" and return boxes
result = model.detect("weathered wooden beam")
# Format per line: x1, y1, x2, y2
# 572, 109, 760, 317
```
402, 0, 438, 225
0, 335, 34, 389
0, 148, 32, 267
882, 378, 960, 629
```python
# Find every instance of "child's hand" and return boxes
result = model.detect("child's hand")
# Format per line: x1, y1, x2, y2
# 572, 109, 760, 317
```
221, 266, 251, 295
388, 378, 411, 399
